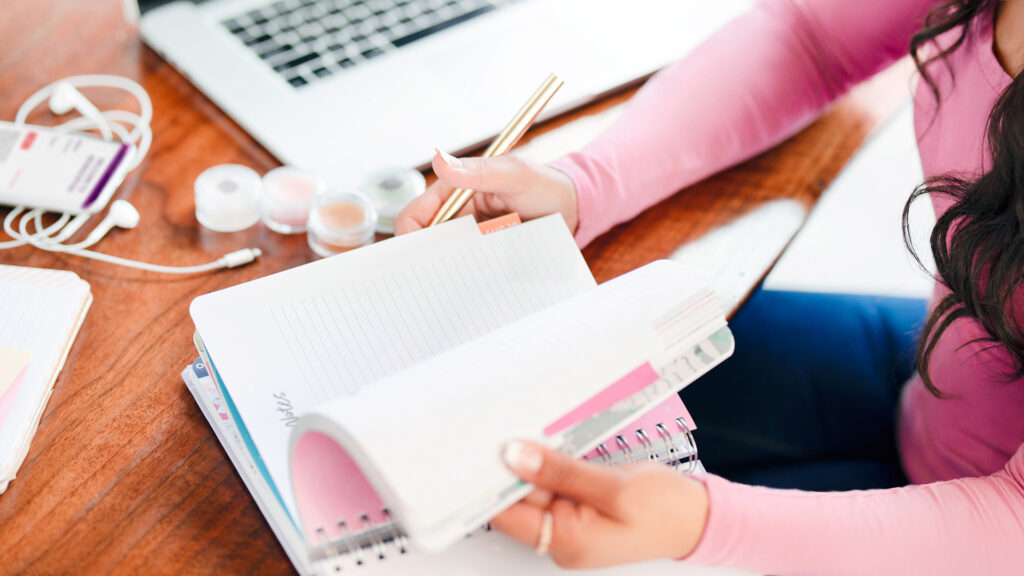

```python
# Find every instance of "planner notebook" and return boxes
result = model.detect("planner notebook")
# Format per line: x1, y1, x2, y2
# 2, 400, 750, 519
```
0, 265, 92, 494
186, 215, 736, 574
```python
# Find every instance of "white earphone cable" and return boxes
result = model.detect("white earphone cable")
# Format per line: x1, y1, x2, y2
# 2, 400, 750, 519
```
60, 246, 263, 274
10, 204, 262, 273
15, 74, 153, 142
1, 75, 261, 274
0, 208, 27, 249
31, 211, 74, 244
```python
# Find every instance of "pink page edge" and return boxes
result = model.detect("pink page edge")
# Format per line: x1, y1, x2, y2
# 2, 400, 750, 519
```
0, 365, 28, 426
291, 431, 389, 542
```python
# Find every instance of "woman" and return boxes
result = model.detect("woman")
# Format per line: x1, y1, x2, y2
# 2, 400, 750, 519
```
394, 0, 1024, 572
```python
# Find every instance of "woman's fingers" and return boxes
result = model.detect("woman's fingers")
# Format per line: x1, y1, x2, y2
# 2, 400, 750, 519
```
432, 150, 535, 197
392, 179, 451, 235
395, 149, 579, 234
493, 441, 711, 567
490, 500, 547, 548
502, 441, 623, 516
493, 496, 620, 569
523, 487, 555, 508
392, 150, 504, 235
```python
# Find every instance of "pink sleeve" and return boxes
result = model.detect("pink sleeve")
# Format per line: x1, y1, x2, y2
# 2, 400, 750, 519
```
550, 0, 938, 247
686, 444, 1024, 575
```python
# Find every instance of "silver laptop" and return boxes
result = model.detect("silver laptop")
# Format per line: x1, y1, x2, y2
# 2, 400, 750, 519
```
126, 0, 750, 187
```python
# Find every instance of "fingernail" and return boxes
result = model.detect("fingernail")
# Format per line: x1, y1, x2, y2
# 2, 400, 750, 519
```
503, 441, 542, 475
437, 149, 464, 169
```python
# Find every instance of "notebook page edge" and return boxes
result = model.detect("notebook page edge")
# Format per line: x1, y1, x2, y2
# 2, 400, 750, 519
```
191, 214, 590, 523
0, 273, 92, 481
307, 260, 719, 550
181, 361, 313, 575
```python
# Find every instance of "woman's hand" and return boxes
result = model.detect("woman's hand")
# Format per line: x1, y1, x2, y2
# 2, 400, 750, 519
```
392, 150, 579, 235
492, 440, 710, 569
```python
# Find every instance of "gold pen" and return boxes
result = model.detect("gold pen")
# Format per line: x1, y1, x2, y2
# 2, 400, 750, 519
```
429, 73, 564, 226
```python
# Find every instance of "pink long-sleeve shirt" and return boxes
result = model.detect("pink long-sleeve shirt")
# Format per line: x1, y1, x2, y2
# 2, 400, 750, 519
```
550, 0, 1024, 573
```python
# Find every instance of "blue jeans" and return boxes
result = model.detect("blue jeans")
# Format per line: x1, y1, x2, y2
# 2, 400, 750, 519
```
679, 289, 928, 491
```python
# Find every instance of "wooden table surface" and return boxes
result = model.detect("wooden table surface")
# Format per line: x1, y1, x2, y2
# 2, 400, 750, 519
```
0, 1, 909, 573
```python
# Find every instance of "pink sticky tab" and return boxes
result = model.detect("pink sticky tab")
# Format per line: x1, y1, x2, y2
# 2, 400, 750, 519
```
0, 366, 27, 425
291, 431, 388, 542
477, 212, 521, 234
544, 362, 660, 437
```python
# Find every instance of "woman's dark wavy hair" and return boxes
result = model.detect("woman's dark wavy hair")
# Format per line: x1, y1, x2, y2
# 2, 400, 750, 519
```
904, 0, 1024, 396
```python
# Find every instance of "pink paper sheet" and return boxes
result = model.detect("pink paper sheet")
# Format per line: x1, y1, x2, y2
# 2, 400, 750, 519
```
0, 366, 27, 426
544, 362, 660, 436
290, 363, 697, 542
580, 394, 695, 461
542, 360, 696, 460
291, 431, 390, 542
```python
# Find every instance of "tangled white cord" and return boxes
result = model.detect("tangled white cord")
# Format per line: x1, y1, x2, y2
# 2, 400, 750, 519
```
0, 75, 261, 273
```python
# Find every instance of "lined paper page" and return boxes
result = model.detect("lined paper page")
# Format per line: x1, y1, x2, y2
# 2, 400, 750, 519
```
0, 266, 91, 487
271, 222, 590, 401
311, 260, 716, 547
190, 215, 594, 519
0, 347, 32, 404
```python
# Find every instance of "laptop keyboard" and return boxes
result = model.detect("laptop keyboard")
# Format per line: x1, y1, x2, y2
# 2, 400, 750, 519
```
222, 0, 513, 89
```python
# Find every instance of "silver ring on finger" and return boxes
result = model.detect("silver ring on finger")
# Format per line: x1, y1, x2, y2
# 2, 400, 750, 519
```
535, 511, 554, 556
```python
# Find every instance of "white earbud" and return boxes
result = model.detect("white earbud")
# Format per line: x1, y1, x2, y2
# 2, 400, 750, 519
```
48, 81, 113, 141
82, 200, 140, 247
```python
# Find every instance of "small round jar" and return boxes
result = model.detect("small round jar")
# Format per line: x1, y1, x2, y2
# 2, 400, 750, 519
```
262, 166, 326, 234
194, 164, 263, 232
307, 191, 377, 258
360, 167, 426, 234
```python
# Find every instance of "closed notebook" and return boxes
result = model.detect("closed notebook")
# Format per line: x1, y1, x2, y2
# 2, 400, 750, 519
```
0, 265, 92, 494
187, 215, 735, 574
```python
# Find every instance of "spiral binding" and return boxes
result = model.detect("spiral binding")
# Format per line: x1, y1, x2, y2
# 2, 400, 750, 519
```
583, 417, 699, 473
311, 507, 408, 573
310, 419, 699, 572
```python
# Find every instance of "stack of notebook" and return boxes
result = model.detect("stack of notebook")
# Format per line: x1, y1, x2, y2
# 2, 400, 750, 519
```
0, 265, 92, 494
183, 215, 735, 575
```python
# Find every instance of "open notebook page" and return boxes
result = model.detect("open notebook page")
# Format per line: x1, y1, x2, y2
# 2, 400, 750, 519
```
299, 260, 724, 551
185, 356, 747, 576
190, 215, 595, 520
